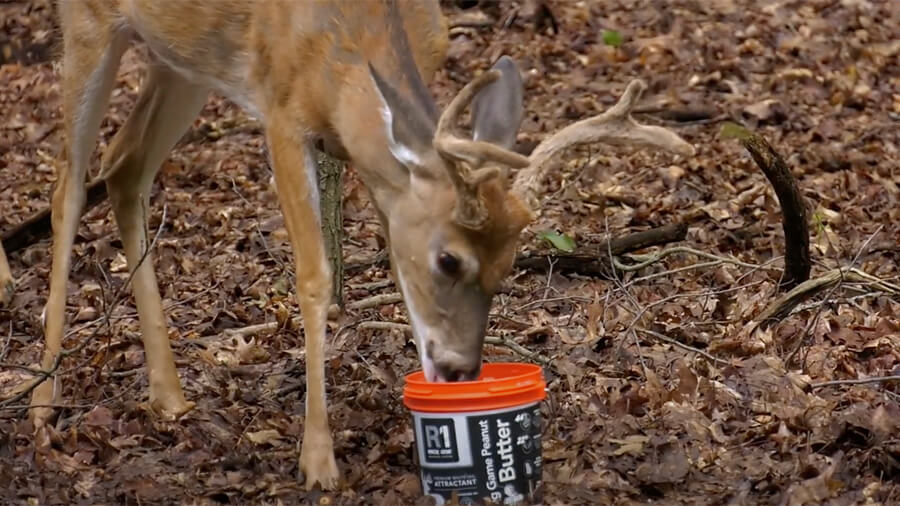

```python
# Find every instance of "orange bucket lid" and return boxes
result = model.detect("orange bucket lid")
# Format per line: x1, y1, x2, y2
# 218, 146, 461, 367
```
403, 362, 546, 413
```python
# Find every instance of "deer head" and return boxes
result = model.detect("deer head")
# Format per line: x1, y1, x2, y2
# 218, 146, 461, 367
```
369, 57, 694, 382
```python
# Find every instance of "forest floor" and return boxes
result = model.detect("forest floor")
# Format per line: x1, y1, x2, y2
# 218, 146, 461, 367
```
1, 0, 898, 504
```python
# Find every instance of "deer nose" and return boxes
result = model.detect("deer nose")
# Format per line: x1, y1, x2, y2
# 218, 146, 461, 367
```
435, 360, 481, 382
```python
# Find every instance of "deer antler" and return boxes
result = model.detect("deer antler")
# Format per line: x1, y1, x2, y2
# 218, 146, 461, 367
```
434, 70, 531, 229
512, 79, 696, 212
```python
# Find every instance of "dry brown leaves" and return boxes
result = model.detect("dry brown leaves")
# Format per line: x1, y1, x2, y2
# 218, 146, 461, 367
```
1, 0, 899, 504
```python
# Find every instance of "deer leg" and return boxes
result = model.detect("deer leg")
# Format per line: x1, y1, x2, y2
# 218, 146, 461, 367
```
100, 63, 208, 419
266, 121, 339, 490
0, 244, 12, 307
31, 21, 128, 425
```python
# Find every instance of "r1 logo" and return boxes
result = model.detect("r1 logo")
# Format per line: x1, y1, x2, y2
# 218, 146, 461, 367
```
421, 418, 459, 463
426, 424, 451, 449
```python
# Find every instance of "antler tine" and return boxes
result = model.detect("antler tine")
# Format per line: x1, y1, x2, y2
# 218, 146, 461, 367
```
512, 79, 696, 212
434, 68, 530, 168
434, 136, 530, 169
436, 69, 501, 137
434, 68, 531, 229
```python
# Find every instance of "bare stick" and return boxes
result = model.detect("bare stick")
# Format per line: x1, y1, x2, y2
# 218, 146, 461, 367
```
356, 321, 408, 333
349, 279, 394, 291
223, 321, 280, 339
637, 328, 729, 366
811, 375, 900, 389
348, 292, 403, 311
485, 335, 550, 365
616, 246, 774, 272
755, 267, 900, 329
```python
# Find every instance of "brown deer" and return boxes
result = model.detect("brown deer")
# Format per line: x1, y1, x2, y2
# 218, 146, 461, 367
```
33, 0, 693, 489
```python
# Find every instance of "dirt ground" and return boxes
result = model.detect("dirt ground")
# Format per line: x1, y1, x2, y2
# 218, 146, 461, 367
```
1, 0, 899, 504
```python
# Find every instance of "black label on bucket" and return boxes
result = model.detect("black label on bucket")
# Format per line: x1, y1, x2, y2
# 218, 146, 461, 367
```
413, 403, 542, 505
421, 418, 460, 463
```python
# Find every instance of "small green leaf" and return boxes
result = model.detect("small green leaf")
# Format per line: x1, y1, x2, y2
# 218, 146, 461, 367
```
812, 212, 827, 235
538, 231, 576, 253
602, 30, 624, 48
720, 122, 752, 140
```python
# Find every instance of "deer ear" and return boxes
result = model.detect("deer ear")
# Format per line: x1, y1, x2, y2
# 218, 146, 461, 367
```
369, 63, 435, 169
471, 56, 524, 150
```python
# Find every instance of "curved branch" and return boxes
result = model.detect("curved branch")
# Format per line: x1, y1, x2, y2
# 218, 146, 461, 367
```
739, 132, 810, 290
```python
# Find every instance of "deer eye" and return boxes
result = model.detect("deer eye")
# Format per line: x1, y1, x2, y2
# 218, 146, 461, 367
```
437, 252, 461, 277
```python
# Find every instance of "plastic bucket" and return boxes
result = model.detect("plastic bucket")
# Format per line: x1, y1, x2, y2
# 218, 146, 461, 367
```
403, 362, 547, 505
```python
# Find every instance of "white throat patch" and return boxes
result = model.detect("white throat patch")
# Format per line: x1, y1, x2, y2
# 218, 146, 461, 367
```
396, 269, 439, 382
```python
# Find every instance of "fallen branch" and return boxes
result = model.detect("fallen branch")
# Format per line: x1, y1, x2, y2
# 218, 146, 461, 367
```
348, 292, 403, 311
617, 245, 773, 273
222, 321, 282, 340
345, 251, 390, 275
345, 225, 687, 279
753, 267, 900, 329
811, 375, 900, 390
636, 328, 729, 366
515, 223, 687, 278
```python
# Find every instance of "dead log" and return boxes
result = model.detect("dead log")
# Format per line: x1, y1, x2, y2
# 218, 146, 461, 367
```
514, 222, 687, 278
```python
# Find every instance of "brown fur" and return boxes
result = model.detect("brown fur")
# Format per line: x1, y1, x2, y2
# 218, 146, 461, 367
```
37, 0, 538, 491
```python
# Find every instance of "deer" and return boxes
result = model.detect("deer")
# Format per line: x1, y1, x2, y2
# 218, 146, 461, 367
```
29, 0, 694, 490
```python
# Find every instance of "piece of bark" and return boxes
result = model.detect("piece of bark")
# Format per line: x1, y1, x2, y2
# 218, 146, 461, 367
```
741, 133, 810, 290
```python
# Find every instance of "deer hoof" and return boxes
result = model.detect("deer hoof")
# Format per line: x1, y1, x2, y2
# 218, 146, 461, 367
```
149, 396, 196, 421
30, 378, 62, 428
300, 437, 340, 490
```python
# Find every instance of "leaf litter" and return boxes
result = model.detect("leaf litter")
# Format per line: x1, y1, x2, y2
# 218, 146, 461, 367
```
1, 0, 899, 504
